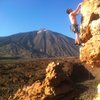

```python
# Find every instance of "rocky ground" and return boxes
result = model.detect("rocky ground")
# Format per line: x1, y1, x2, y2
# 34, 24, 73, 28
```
0, 57, 100, 100
75, 80, 99, 100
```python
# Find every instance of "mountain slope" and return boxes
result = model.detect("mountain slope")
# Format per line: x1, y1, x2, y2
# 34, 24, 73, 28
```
0, 29, 79, 58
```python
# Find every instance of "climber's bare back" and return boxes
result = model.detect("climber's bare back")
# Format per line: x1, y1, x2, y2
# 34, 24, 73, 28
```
69, 12, 77, 25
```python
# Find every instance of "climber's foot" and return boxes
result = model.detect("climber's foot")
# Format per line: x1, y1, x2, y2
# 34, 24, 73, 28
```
75, 42, 80, 46
75, 42, 79, 45
78, 43, 85, 47
75, 42, 85, 47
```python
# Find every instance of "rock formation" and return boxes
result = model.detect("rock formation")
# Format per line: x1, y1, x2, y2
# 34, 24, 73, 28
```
80, 0, 100, 67
11, 62, 75, 100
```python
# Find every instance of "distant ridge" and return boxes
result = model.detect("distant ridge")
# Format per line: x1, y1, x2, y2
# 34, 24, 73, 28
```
0, 29, 79, 58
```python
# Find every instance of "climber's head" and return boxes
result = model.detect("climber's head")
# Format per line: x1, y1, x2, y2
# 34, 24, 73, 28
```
66, 8, 73, 14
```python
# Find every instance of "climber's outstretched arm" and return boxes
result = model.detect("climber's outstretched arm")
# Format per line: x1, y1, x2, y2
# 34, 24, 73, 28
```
72, 3, 82, 15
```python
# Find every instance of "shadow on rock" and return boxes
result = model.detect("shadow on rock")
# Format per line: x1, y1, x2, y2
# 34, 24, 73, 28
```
71, 63, 95, 83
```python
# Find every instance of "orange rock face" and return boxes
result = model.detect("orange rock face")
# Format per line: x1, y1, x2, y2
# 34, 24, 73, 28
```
80, 0, 100, 67
11, 62, 74, 100
9, 62, 75, 100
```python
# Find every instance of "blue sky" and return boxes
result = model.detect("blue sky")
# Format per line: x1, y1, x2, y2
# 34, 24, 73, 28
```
0, 0, 82, 38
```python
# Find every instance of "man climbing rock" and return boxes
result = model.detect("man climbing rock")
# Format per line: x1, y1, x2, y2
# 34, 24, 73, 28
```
66, 3, 82, 45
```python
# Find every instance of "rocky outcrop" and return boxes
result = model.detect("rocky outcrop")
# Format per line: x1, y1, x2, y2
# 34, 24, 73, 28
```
11, 62, 75, 100
80, 0, 100, 67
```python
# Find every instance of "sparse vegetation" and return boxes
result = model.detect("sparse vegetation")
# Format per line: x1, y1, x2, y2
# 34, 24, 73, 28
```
0, 57, 99, 100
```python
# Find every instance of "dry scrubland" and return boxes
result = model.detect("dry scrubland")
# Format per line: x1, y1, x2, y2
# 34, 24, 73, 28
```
0, 57, 100, 100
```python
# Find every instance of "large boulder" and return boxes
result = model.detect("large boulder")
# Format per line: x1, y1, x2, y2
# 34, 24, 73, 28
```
11, 62, 75, 100
80, 0, 100, 67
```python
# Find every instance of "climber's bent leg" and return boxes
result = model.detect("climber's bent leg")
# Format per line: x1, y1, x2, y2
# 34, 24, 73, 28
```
75, 32, 81, 45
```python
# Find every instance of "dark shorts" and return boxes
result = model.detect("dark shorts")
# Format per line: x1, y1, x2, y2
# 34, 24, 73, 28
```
70, 24, 80, 33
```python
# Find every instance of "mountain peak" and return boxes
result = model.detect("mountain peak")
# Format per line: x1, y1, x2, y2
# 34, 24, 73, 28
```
37, 28, 50, 34
0, 29, 79, 58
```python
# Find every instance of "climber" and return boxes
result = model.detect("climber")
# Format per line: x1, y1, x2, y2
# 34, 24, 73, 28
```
66, 3, 82, 45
